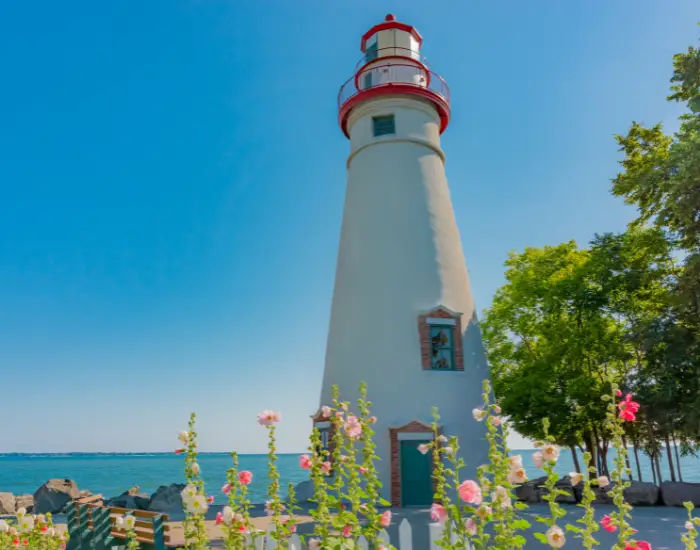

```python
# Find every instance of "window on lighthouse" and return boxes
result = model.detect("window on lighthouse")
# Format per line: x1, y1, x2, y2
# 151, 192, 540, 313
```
430, 325, 454, 370
372, 114, 395, 137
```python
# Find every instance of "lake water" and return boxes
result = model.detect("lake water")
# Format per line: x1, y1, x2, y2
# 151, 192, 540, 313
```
1, 449, 697, 504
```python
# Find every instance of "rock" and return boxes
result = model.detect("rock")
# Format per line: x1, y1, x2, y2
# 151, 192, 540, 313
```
293, 480, 314, 503
106, 488, 150, 510
624, 481, 659, 505
514, 476, 546, 503
14, 494, 33, 513
0, 492, 15, 515
593, 485, 614, 504
147, 484, 185, 513
552, 476, 579, 504
660, 482, 700, 507
79, 490, 93, 498
33, 479, 80, 514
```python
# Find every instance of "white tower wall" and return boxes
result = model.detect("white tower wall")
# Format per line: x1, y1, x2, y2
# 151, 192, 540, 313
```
321, 96, 490, 501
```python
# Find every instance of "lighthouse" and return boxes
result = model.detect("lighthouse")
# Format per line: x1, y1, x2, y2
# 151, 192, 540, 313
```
318, 15, 490, 507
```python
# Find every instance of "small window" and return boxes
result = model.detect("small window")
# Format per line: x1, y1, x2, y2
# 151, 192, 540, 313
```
373, 114, 395, 137
365, 40, 378, 63
430, 325, 454, 370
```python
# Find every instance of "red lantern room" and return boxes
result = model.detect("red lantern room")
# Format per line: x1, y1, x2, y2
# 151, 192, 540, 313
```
337, 14, 450, 138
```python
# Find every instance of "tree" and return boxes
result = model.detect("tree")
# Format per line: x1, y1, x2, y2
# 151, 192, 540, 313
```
481, 242, 627, 472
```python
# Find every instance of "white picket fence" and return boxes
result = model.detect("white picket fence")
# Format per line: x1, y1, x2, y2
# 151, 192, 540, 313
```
238, 519, 473, 550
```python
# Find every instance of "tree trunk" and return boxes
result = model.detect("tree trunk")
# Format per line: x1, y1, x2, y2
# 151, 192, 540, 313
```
664, 434, 677, 482
570, 446, 581, 474
622, 434, 633, 481
633, 441, 642, 481
672, 432, 683, 482
654, 452, 663, 483
600, 440, 610, 477
650, 452, 657, 485
583, 430, 597, 474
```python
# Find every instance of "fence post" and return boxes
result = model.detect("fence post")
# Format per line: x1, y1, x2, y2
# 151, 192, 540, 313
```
264, 524, 277, 549
91, 506, 111, 550
398, 518, 413, 550
152, 514, 166, 550
429, 521, 444, 550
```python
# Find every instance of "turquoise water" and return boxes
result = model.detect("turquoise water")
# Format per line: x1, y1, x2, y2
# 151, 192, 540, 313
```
1, 449, 697, 505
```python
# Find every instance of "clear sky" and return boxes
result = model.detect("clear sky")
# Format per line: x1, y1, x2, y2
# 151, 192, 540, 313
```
1, 1, 697, 453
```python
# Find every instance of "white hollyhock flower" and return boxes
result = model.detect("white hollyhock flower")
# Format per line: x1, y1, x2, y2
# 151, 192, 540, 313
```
181, 484, 198, 503
569, 472, 583, 486
541, 443, 560, 462
508, 454, 523, 468
115, 516, 125, 529
532, 451, 545, 468
15, 507, 26, 518
472, 408, 487, 421
178, 431, 189, 444
417, 443, 430, 455
124, 515, 136, 530
491, 485, 512, 509
597, 476, 610, 488
45, 527, 55, 536
185, 494, 208, 515
223, 506, 234, 524
546, 525, 566, 548
507, 467, 528, 484
0, 520, 8, 532
17, 515, 34, 533
191, 462, 201, 475
437, 435, 448, 443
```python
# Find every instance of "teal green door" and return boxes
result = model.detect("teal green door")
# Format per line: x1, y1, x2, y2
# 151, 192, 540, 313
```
400, 440, 432, 506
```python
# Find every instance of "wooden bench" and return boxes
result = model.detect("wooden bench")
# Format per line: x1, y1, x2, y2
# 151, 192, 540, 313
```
66, 499, 175, 549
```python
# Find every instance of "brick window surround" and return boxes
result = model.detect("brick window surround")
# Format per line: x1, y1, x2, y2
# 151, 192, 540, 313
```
311, 408, 335, 460
418, 305, 464, 370
389, 420, 442, 507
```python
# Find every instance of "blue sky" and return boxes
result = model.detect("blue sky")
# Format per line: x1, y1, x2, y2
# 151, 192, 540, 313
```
1, 1, 697, 453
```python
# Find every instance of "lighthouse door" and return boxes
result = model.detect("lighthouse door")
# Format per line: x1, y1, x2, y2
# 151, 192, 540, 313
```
400, 440, 432, 506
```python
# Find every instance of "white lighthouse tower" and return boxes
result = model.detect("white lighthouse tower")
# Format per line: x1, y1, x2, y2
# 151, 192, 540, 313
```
318, 14, 490, 507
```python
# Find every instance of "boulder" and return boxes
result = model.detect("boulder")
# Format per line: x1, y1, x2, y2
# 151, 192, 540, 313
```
293, 480, 314, 503
106, 487, 150, 510
660, 482, 700, 507
79, 490, 93, 499
33, 479, 80, 514
147, 483, 185, 513
514, 476, 546, 503
0, 492, 15, 515
624, 481, 659, 506
14, 494, 33, 513
552, 476, 579, 504
593, 485, 614, 504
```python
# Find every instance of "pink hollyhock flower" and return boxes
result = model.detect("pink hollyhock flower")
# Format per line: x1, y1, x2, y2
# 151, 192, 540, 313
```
321, 461, 332, 475
299, 454, 312, 470
308, 539, 320, 549
342, 525, 352, 537
344, 415, 363, 439
257, 410, 281, 425
321, 405, 332, 418
532, 451, 544, 468
369, 416, 377, 424
597, 475, 610, 488
618, 393, 640, 422
465, 517, 477, 535
625, 542, 651, 550
237, 524, 247, 534
359, 466, 369, 475
207, 496, 214, 504
601, 515, 616, 533
221, 483, 232, 494
174, 448, 185, 455
430, 503, 447, 524
489, 415, 502, 426
418, 443, 430, 455
457, 480, 482, 505
215, 512, 223, 525
379, 510, 392, 527
238, 470, 253, 485
615, 389, 623, 397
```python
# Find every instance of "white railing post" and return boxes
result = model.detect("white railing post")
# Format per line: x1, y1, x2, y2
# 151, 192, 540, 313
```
398, 518, 413, 550
429, 522, 444, 550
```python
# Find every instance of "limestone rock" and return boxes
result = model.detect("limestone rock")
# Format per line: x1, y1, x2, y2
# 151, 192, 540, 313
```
14, 494, 34, 513
293, 480, 314, 503
660, 482, 700, 507
0, 492, 15, 515
106, 488, 150, 510
514, 476, 546, 503
147, 483, 185, 513
33, 479, 80, 514
624, 481, 659, 505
